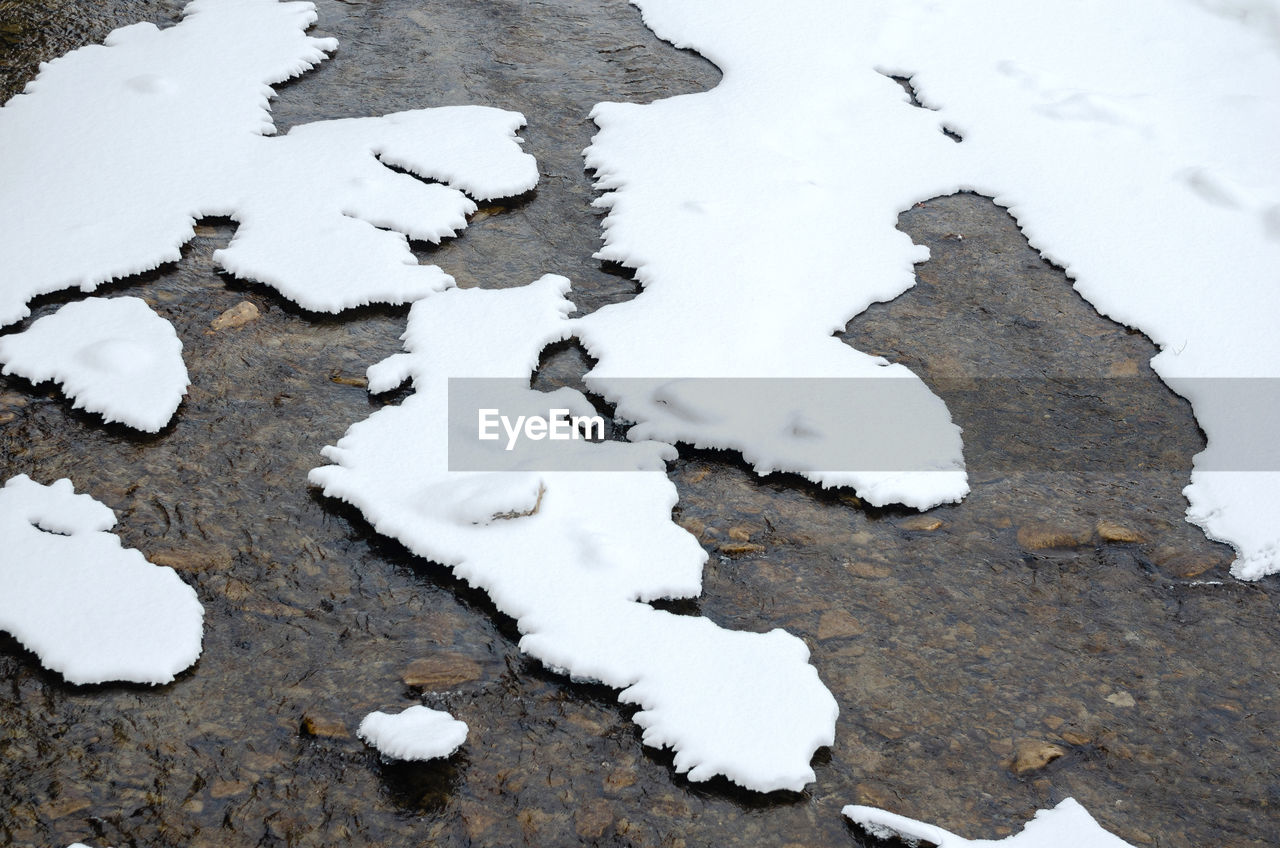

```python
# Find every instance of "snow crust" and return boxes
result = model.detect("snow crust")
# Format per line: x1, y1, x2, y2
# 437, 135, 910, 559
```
0, 0, 538, 327
310, 275, 838, 792
0, 475, 204, 685
586, 0, 1280, 577
0, 297, 188, 432
843, 798, 1135, 848
357, 705, 468, 761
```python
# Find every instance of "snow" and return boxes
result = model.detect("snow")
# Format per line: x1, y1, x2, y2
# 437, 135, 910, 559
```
0, 297, 188, 432
357, 705, 468, 762
0, 475, 204, 685
0, 0, 538, 328
843, 798, 1135, 848
311, 275, 838, 792
582, 0, 1280, 578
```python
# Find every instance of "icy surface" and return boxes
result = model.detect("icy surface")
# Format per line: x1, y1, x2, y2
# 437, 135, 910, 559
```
357, 705, 468, 762
0, 0, 538, 327
0, 475, 204, 685
0, 297, 188, 432
311, 276, 838, 792
585, 0, 1280, 577
844, 798, 1135, 847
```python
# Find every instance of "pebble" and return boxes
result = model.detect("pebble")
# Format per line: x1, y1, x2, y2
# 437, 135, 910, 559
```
1096, 520, 1145, 544
1105, 691, 1136, 708
817, 609, 866, 640
1153, 549, 1220, 578
1011, 739, 1066, 773
1016, 522, 1090, 550
717, 541, 765, 556
898, 515, 943, 532
400, 654, 483, 689
299, 711, 348, 738
845, 560, 892, 579
210, 300, 260, 331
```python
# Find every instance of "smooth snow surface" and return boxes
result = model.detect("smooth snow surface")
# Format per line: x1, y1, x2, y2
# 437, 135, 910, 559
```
311, 276, 838, 792
844, 798, 1135, 848
357, 705, 468, 761
0, 297, 188, 431
0, 0, 538, 327
586, 0, 1280, 577
0, 475, 204, 685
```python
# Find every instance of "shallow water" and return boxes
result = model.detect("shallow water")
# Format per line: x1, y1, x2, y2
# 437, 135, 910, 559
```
1, 2, 1277, 847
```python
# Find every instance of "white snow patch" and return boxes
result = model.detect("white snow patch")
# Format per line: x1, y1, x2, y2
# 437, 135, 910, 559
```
310, 275, 838, 792
0, 297, 188, 432
0, 0, 539, 327
586, 0, 1280, 577
843, 798, 1135, 847
357, 705, 468, 761
0, 475, 204, 685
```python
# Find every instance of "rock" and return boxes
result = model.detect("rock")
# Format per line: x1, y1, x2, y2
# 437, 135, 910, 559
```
727, 526, 752, 541
328, 371, 369, 388
1096, 520, 1144, 544
1105, 691, 1136, 708
1060, 729, 1092, 746
898, 515, 943, 532
603, 765, 637, 792
845, 560, 892, 578
717, 541, 765, 556
1017, 522, 1090, 550
401, 654, 483, 689
210, 779, 250, 799
300, 711, 348, 738
817, 609, 865, 640
210, 300, 260, 331
1011, 740, 1066, 774
1153, 550, 1220, 578
574, 799, 614, 839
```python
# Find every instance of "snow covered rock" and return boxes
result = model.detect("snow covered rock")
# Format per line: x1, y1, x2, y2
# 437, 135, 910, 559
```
843, 798, 1135, 847
311, 275, 838, 792
0, 475, 204, 685
0, 0, 538, 327
357, 705, 468, 761
0, 297, 188, 432
585, 0, 1280, 578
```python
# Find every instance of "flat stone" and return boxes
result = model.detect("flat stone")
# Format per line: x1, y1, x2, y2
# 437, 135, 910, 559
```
1011, 739, 1066, 774
1017, 522, 1090, 550
210, 300, 260, 331
401, 654, 483, 689
574, 799, 614, 839
898, 515, 943, 532
1105, 691, 1136, 708
845, 560, 892, 578
300, 711, 348, 738
717, 541, 765, 556
1096, 520, 1145, 544
818, 609, 865, 640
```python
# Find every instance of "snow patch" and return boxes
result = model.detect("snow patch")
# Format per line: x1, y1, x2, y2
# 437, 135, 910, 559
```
588, 0, 1280, 577
310, 276, 838, 792
0, 0, 538, 327
0, 297, 188, 432
843, 798, 1136, 847
0, 475, 204, 685
357, 705, 468, 762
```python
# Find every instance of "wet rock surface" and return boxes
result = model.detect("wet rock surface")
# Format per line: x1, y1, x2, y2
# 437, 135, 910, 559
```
1, 2, 1278, 847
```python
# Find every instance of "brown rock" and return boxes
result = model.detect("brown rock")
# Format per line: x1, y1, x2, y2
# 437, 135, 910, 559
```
401, 654, 483, 689
210, 300, 260, 331
845, 561, 892, 579
1105, 691, 1136, 708
300, 712, 348, 738
1096, 521, 1145, 544
727, 526, 753, 541
210, 780, 250, 799
1011, 740, 1066, 774
717, 541, 765, 557
1155, 551, 1220, 578
574, 799, 615, 839
1017, 522, 1090, 550
898, 515, 943, 532
817, 609, 865, 640
603, 766, 637, 792
1060, 729, 1092, 746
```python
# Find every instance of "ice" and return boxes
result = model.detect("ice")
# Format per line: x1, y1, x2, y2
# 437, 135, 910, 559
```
357, 705, 468, 762
0, 475, 204, 685
0, 297, 188, 432
585, 0, 1280, 577
843, 798, 1135, 847
0, 0, 538, 327
311, 276, 838, 792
